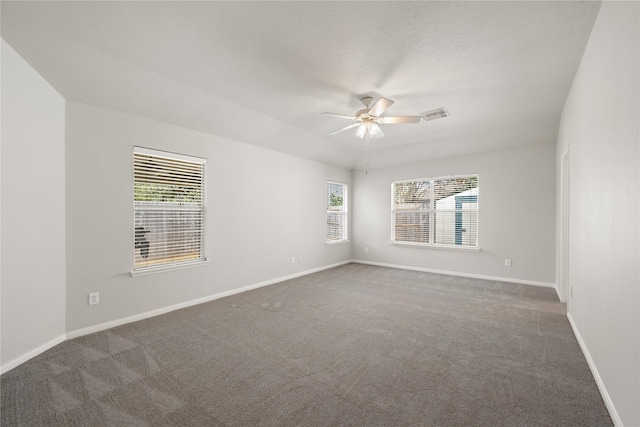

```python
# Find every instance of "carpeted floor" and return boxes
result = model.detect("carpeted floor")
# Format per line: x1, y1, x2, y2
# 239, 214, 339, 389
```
1, 263, 612, 426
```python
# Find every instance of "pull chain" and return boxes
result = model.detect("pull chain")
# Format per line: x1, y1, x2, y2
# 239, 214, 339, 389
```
365, 132, 370, 175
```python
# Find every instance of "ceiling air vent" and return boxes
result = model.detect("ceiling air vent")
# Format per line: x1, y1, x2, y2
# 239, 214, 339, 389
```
419, 108, 449, 121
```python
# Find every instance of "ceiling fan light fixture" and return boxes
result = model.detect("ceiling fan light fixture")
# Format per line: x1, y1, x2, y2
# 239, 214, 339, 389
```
355, 124, 367, 138
368, 122, 384, 139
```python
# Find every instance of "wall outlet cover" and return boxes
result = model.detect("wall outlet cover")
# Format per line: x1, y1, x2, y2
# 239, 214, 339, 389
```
89, 292, 100, 305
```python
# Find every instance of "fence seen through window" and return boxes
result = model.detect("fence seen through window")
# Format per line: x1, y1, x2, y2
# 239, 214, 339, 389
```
133, 148, 206, 272
392, 175, 478, 247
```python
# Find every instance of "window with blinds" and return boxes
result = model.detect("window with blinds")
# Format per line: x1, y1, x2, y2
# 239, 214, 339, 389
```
392, 175, 478, 248
133, 147, 206, 273
326, 181, 348, 243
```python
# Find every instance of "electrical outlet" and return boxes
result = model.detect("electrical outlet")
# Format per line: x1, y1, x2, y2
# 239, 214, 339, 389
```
299, 255, 303, 262
504, 259, 512, 267
364, 246, 369, 253
291, 256, 296, 264
89, 292, 100, 306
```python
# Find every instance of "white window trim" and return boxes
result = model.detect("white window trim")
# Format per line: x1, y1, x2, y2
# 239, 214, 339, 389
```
326, 180, 348, 244
130, 259, 209, 277
390, 174, 479, 249
389, 241, 480, 251
326, 239, 351, 246
131, 147, 207, 276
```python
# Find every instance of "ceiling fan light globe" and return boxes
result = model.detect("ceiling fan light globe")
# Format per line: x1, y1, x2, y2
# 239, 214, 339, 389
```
368, 123, 384, 139
355, 124, 367, 138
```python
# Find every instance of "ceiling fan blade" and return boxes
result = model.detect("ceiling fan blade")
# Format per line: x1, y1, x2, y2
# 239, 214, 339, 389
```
322, 112, 357, 120
368, 97, 394, 117
379, 116, 422, 124
329, 122, 360, 136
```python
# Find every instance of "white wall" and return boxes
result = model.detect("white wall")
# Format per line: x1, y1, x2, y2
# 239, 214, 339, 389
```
1, 40, 67, 370
351, 145, 556, 286
556, 1, 639, 425
65, 101, 351, 333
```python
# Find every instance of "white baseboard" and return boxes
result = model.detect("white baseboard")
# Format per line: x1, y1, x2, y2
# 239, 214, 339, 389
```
554, 284, 562, 303
2, 261, 350, 372
567, 312, 622, 426
1, 259, 551, 374
1, 334, 67, 374
351, 259, 556, 288
66, 260, 351, 340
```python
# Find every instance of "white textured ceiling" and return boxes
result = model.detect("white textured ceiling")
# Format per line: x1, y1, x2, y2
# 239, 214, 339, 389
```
1, 1, 601, 169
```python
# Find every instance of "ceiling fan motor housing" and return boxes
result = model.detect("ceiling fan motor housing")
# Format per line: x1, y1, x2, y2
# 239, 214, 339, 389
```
356, 109, 372, 120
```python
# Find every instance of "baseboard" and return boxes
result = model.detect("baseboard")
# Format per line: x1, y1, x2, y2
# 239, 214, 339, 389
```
554, 284, 562, 303
1, 334, 67, 374
1, 259, 549, 375
351, 259, 556, 288
567, 312, 622, 426
67, 260, 351, 340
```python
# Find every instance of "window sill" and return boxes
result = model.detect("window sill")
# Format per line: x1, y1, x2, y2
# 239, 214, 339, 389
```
326, 239, 350, 246
389, 241, 480, 251
130, 259, 209, 277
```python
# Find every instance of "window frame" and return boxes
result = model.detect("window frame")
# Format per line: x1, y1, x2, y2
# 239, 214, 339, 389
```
326, 181, 349, 244
131, 147, 208, 277
390, 174, 479, 250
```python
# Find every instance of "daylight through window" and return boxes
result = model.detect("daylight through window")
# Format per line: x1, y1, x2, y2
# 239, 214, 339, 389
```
133, 147, 206, 272
326, 181, 348, 243
392, 175, 478, 248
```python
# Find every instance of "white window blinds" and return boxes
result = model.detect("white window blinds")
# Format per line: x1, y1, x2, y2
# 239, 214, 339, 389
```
326, 181, 348, 242
392, 175, 478, 248
133, 148, 206, 272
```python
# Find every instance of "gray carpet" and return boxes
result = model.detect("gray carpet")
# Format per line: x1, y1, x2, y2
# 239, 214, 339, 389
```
1, 263, 612, 426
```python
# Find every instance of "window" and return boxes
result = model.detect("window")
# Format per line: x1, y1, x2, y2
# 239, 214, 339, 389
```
133, 147, 206, 274
392, 175, 478, 248
326, 181, 348, 243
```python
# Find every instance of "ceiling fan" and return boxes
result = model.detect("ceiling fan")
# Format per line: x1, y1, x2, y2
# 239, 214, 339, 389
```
323, 96, 448, 139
